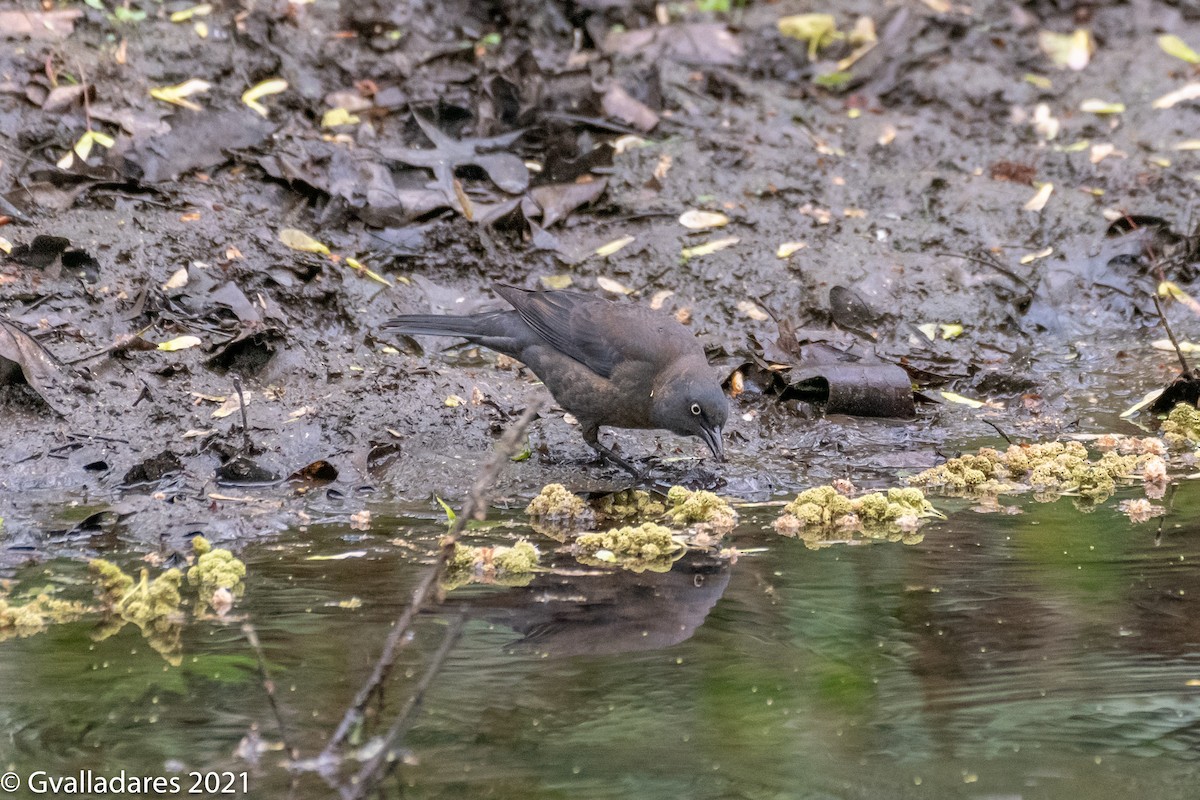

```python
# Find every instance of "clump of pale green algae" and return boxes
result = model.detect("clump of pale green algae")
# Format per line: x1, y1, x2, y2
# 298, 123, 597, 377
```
906, 438, 1166, 502
90, 559, 186, 664
0, 590, 89, 638
1162, 403, 1200, 449
774, 485, 940, 545
527, 483, 736, 532
575, 523, 682, 573
524, 483, 736, 572
188, 535, 246, 609
442, 540, 541, 590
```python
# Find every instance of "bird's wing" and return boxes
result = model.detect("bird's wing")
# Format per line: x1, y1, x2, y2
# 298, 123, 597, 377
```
494, 285, 669, 379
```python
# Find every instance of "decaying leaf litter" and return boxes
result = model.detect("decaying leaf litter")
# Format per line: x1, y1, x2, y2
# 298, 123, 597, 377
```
2, 0, 1200, 552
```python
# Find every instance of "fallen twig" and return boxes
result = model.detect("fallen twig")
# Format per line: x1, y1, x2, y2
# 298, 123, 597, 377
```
318, 399, 544, 765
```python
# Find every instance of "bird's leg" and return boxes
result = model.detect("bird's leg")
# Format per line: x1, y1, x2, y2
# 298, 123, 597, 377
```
583, 425, 644, 480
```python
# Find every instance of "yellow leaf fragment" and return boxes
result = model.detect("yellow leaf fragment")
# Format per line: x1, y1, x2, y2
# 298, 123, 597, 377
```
596, 276, 633, 295
1023, 73, 1053, 90
540, 274, 574, 290
169, 3, 212, 22
916, 323, 937, 341
776, 241, 807, 258
445, 394, 465, 408
737, 300, 770, 321
1151, 339, 1200, 353
1080, 98, 1125, 115
1153, 83, 1200, 109
242, 79, 287, 118
1159, 280, 1200, 315
157, 335, 202, 352
1090, 143, 1124, 163
778, 14, 843, 60
344, 257, 392, 287
1173, 140, 1200, 150
194, 21, 208, 38
150, 79, 212, 112
594, 235, 635, 258
681, 236, 739, 260
612, 135, 648, 154
678, 209, 729, 230
939, 391, 986, 409
1120, 388, 1163, 418
1038, 28, 1093, 70
1159, 34, 1200, 64
0, 237, 11, 254
321, 107, 361, 128
163, 268, 189, 290
1032, 103, 1059, 140
939, 323, 964, 340
1024, 182, 1053, 212
279, 228, 331, 255
1019, 246, 1054, 265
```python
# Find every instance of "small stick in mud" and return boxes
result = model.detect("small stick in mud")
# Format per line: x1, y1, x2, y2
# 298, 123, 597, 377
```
242, 621, 297, 760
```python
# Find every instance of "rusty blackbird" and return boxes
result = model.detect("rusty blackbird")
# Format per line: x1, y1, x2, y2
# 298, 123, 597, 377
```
385, 284, 729, 475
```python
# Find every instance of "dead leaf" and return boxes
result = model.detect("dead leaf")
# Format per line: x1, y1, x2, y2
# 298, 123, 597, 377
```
595, 236, 635, 258
1024, 183, 1053, 212
681, 236, 739, 260
242, 78, 287, 118
601, 84, 659, 132
596, 276, 633, 295
679, 210, 729, 230
149, 79, 212, 112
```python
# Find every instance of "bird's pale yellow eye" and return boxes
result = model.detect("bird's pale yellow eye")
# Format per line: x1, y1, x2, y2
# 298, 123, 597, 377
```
691, 403, 701, 415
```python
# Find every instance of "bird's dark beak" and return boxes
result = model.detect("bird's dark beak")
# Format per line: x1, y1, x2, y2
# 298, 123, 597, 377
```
700, 425, 724, 462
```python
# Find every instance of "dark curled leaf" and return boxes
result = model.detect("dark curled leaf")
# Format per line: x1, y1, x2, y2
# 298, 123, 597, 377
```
0, 319, 74, 414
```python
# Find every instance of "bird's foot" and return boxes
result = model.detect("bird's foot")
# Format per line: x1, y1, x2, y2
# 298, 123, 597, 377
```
589, 441, 647, 482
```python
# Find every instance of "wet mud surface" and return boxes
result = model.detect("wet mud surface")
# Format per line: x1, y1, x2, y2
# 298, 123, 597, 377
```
2, 0, 1199, 545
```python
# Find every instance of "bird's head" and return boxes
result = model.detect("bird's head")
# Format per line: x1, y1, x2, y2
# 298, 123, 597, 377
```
651, 365, 729, 461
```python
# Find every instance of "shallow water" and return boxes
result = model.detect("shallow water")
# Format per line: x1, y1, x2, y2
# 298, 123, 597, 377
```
2, 483, 1199, 799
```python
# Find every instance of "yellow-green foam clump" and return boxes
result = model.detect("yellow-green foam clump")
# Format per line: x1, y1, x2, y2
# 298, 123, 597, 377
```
1162, 403, 1200, 448
908, 440, 1150, 502
187, 536, 246, 599
442, 540, 541, 590
775, 485, 941, 541
526, 484, 596, 526
90, 560, 185, 664
0, 591, 88, 638
663, 486, 738, 531
575, 522, 682, 573
593, 488, 666, 520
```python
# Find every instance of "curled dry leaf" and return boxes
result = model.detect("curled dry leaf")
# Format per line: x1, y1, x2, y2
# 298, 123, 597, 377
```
1153, 83, 1200, 109
1158, 34, 1200, 65
737, 300, 770, 321
681, 236, 739, 260
596, 276, 633, 295
1019, 246, 1054, 264
279, 228, 330, 255
149, 79, 212, 112
1038, 29, 1093, 71
776, 241, 807, 258
242, 79, 288, 118
939, 391, 987, 409
157, 335, 202, 351
1024, 183, 1053, 212
594, 236, 635, 258
1080, 99, 1125, 115
679, 210, 729, 230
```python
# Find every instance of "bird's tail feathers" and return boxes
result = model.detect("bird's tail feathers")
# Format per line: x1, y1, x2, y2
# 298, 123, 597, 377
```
383, 311, 513, 340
